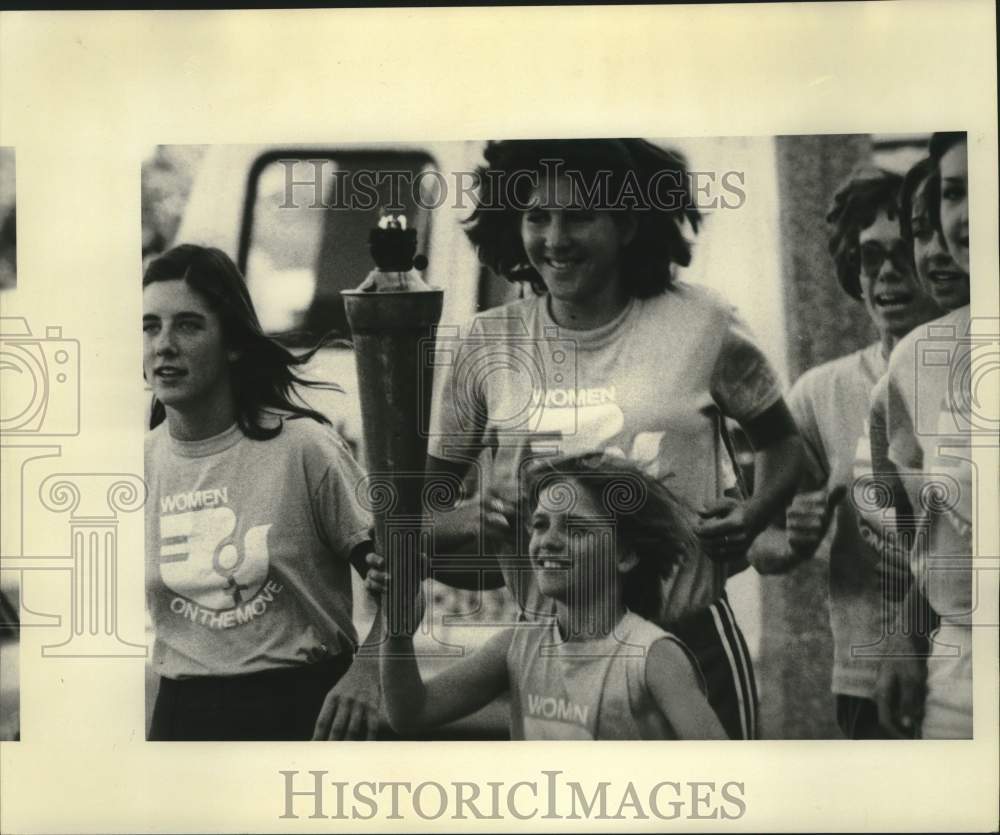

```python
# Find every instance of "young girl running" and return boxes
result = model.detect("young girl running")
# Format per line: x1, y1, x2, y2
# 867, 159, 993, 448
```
374, 453, 726, 740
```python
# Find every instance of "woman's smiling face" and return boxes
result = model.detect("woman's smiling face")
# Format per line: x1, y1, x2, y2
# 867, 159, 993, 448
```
528, 477, 619, 603
910, 175, 969, 311
939, 140, 969, 274
520, 174, 635, 316
856, 209, 937, 340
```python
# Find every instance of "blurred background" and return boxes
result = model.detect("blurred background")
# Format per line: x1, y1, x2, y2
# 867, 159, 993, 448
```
139, 134, 930, 739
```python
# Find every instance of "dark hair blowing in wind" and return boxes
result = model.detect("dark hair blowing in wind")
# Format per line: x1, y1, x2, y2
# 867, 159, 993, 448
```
143, 244, 339, 440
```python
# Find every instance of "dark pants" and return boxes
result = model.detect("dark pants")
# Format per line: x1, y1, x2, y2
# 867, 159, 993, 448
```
149, 655, 351, 741
836, 694, 894, 739
670, 596, 759, 740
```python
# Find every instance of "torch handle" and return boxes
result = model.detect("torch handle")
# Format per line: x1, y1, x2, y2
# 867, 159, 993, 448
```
342, 289, 443, 638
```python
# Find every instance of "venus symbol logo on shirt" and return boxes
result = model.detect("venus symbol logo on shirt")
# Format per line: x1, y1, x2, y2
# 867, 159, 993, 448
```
530, 396, 625, 456
159, 506, 272, 610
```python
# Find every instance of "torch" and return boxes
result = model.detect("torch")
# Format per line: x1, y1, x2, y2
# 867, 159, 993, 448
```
342, 214, 443, 635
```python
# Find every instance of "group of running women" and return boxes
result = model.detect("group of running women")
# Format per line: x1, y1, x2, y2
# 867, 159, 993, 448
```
142, 133, 973, 741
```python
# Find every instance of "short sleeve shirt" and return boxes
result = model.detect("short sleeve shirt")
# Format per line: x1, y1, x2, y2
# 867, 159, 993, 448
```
145, 417, 373, 678
428, 284, 783, 622
787, 342, 888, 699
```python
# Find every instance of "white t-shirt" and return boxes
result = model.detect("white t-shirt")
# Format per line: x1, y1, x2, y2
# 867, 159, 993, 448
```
145, 416, 372, 678
878, 306, 974, 622
429, 283, 783, 622
788, 341, 888, 699
873, 306, 977, 737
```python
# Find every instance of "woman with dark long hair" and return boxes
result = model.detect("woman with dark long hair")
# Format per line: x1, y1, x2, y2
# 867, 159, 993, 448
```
143, 244, 379, 740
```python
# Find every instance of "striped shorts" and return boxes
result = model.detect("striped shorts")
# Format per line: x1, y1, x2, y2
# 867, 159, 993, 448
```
670, 595, 759, 740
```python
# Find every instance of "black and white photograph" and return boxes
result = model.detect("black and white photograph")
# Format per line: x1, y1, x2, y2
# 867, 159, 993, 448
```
0, 144, 19, 743
0, 4, 997, 832
140, 133, 979, 743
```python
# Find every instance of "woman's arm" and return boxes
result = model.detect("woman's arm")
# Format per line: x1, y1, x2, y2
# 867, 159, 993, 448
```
312, 596, 384, 741
750, 374, 830, 574
698, 400, 804, 561
424, 321, 506, 589
741, 400, 805, 533
426, 454, 508, 590
381, 620, 514, 735
645, 639, 727, 740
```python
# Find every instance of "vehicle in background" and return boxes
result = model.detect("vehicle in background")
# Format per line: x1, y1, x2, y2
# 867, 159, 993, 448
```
174, 141, 517, 455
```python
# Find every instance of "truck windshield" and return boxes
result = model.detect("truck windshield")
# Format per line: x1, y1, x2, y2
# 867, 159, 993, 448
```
240, 150, 435, 342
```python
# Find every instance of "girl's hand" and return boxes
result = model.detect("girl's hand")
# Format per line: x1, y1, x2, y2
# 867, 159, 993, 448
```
366, 552, 426, 635
484, 490, 518, 557
363, 552, 389, 595
364, 551, 431, 595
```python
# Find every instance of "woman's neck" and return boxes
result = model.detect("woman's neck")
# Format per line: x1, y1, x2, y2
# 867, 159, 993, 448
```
547, 285, 630, 331
554, 596, 627, 643
878, 328, 899, 361
165, 390, 238, 442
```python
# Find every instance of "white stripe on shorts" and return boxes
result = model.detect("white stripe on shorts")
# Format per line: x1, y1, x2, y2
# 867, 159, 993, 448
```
720, 596, 758, 738
710, 598, 757, 740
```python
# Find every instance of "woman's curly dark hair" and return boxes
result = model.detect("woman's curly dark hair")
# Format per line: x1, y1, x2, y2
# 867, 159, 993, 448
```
143, 244, 340, 440
826, 166, 904, 300
521, 452, 696, 620
463, 139, 702, 299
